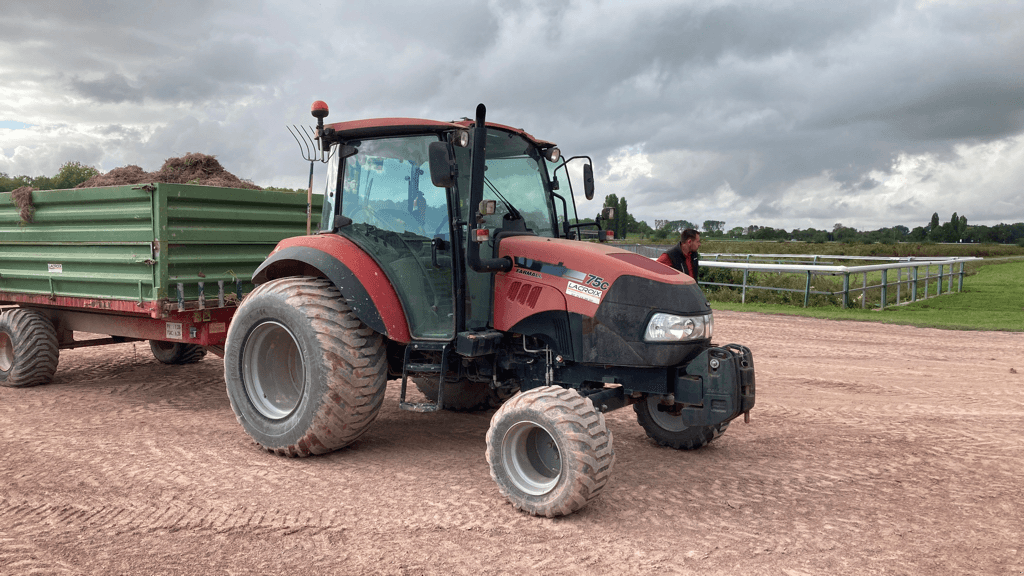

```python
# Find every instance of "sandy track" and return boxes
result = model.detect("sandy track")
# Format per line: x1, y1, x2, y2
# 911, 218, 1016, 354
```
1, 311, 1021, 575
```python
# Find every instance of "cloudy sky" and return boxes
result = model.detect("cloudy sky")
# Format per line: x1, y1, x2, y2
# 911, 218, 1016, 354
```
2, 0, 1023, 232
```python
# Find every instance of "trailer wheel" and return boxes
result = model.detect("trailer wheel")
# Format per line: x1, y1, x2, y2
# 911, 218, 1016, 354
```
0, 308, 59, 388
149, 340, 207, 365
224, 277, 387, 456
634, 395, 730, 450
412, 377, 495, 412
486, 386, 615, 517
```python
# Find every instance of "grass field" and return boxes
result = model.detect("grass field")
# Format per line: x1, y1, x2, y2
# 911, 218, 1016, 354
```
710, 260, 1024, 332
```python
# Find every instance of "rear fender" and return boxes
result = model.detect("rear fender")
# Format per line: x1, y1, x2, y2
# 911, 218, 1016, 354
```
252, 235, 411, 343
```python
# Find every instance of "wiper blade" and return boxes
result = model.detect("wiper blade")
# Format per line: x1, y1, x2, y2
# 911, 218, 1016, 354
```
483, 176, 523, 221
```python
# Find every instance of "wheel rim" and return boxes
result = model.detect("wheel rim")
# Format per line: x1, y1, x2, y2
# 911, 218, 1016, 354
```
646, 396, 690, 432
0, 332, 13, 372
241, 321, 305, 419
501, 420, 561, 496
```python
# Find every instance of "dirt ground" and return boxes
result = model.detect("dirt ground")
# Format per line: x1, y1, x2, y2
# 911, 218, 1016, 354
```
1, 311, 1021, 575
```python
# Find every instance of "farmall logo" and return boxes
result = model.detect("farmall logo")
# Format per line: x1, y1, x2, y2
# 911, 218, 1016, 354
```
566, 281, 602, 304
515, 268, 543, 279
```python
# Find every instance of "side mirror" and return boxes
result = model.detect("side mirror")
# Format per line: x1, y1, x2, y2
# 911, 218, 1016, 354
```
428, 141, 455, 188
583, 163, 595, 200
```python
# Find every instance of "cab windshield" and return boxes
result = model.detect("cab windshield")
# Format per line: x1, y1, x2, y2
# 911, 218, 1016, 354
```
456, 130, 557, 238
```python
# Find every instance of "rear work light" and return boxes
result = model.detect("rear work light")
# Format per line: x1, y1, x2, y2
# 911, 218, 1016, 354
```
474, 228, 490, 243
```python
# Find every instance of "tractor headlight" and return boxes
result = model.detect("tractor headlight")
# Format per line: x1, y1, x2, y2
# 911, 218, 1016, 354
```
644, 312, 714, 342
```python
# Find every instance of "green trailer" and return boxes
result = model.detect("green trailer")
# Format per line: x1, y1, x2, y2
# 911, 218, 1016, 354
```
0, 183, 322, 386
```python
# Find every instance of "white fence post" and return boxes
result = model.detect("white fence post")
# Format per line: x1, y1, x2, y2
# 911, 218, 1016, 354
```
896, 267, 902, 304
881, 269, 888, 309
862, 272, 868, 309
842, 273, 850, 309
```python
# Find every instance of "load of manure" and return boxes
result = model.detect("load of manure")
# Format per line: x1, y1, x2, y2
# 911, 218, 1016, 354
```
76, 153, 261, 190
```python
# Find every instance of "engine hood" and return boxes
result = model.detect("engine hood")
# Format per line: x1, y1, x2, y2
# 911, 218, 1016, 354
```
493, 236, 711, 366
495, 236, 706, 317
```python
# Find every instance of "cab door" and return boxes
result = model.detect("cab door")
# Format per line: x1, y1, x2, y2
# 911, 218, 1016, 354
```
335, 135, 455, 340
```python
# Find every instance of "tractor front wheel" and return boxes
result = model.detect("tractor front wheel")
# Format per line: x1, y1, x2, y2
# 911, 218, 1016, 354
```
486, 386, 615, 517
634, 395, 730, 450
224, 277, 387, 456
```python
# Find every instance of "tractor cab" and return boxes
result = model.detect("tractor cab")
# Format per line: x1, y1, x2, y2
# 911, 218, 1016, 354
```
312, 106, 597, 342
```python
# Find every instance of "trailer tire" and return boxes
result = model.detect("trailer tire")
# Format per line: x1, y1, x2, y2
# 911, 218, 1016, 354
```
486, 386, 615, 517
224, 277, 387, 457
412, 377, 495, 412
634, 395, 730, 450
149, 340, 207, 365
0, 308, 59, 388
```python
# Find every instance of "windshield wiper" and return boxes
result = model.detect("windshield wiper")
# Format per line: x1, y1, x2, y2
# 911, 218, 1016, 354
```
483, 176, 523, 221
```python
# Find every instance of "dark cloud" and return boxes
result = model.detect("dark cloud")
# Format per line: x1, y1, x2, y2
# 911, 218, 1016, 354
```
887, 81, 1024, 141
2, 0, 1023, 230
68, 73, 142, 104
4, 0, 284, 105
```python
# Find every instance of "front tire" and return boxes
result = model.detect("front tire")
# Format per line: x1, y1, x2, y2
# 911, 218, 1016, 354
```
634, 395, 730, 450
486, 386, 615, 517
224, 277, 387, 456
149, 340, 207, 364
0, 308, 59, 388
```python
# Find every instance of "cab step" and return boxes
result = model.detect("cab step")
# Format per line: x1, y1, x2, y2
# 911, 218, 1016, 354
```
399, 340, 451, 412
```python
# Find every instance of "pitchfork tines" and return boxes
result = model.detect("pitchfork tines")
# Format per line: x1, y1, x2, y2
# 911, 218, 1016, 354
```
287, 125, 329, 163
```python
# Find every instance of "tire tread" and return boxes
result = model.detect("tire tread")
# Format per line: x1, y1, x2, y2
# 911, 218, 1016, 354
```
486, 386, 615, 517
0, 309, 59, 388
228, 277, 387, 457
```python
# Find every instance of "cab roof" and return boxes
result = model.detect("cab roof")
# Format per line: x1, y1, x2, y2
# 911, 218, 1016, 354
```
324, 117, 555, 148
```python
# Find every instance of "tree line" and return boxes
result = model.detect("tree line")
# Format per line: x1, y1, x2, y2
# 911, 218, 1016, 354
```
742, 212, 1024, 245
0, 162, 100, 192
593, 194, 1024, 246
597, 195, 726, 241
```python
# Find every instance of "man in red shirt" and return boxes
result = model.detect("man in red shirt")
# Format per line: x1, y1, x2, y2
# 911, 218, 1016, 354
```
657, 229, 701, 283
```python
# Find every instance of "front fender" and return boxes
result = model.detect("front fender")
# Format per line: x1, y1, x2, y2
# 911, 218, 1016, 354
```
253, 235, 411, 343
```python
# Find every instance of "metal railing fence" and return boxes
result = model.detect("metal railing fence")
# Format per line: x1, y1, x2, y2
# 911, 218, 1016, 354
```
619, 244, 979, 309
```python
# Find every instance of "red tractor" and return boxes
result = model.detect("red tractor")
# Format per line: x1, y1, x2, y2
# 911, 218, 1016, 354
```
224, 103, 755, 516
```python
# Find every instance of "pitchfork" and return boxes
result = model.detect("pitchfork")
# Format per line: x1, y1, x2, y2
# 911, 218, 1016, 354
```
287, 101, 331, 234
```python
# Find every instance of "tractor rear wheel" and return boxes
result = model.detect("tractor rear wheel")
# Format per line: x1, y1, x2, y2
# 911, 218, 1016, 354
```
412, 377, 496, 412
0, 308, 59, 388
634, 395, 730, 450
149, 340, 207, 365
486, 386, 615, 517
224, 277, 387, 456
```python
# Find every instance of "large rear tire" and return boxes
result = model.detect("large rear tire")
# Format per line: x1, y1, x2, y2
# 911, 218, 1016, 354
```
224, 277, 387, 456
634, 395, 730, 450
486, 386, 615, 517
149, 340, 207, 365
0, 308, 59, 388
